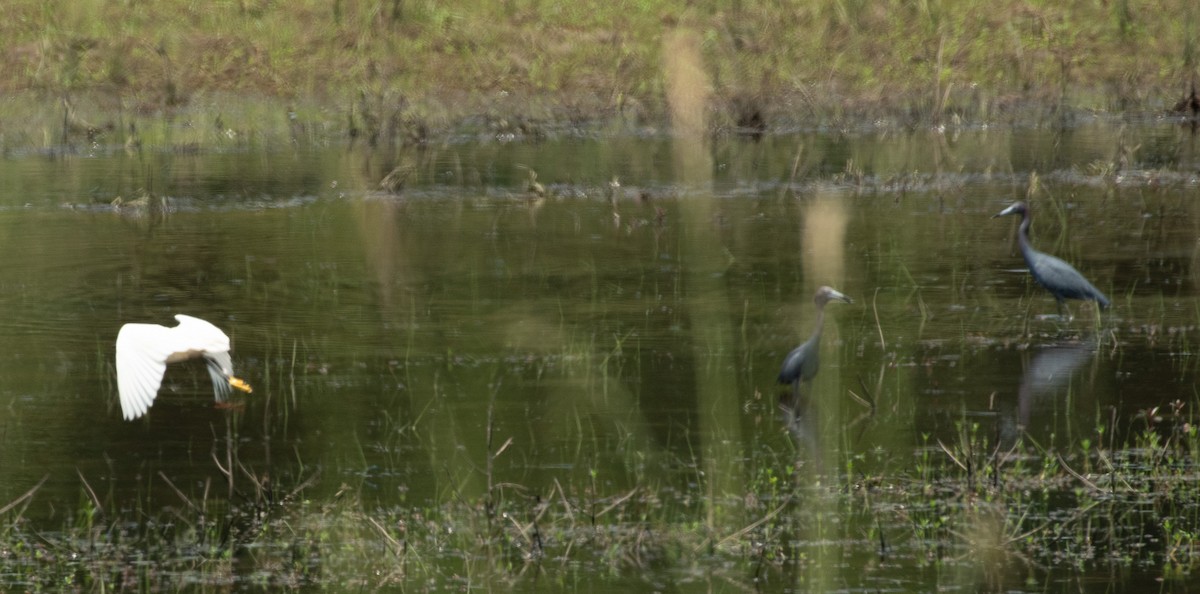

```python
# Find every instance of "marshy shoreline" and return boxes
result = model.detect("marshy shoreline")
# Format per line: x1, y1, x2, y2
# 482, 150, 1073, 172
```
1, 1, 1197, 149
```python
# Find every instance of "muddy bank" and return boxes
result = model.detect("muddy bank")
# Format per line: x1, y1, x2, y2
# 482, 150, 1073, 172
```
5, 86, 1191, 157
1, 1, 1196, 149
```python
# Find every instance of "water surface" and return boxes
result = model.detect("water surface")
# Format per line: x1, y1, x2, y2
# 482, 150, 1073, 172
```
2, 118, 1200, 591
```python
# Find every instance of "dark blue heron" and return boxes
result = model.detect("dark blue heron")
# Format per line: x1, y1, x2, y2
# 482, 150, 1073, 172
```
778, 286, 853, 396
993, 201, 1110, 316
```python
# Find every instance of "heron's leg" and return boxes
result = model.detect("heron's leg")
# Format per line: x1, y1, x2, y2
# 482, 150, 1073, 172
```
1056, 299, 1073, 321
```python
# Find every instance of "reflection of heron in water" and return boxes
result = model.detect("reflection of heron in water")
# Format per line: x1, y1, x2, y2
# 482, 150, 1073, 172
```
1001, 341, 1096, 446
779, 387, 821, 470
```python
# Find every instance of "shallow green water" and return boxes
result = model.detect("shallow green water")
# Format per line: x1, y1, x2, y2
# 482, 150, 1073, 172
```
2, 118, 1200, 591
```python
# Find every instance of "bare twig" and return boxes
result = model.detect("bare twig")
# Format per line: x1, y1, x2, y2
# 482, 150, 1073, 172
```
76, 468, 104, 516
937, 439, 968, 471
715, 496, 793, 547
596, 488, 638, 518
366, 515, 405, 557
1056, 453, 1102, 493
0, 474, 47, 516
158, 471, 200, 512
872, 287, 886, 351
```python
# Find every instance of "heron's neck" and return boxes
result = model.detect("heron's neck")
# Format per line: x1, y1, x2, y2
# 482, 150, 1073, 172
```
808, 307, 826, 343
1016, 212, 1036, 261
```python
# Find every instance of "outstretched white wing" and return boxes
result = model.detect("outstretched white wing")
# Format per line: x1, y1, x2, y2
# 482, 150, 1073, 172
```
116, 323, 178, 420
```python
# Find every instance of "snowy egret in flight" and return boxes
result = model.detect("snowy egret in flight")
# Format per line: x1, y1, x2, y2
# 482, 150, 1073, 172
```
116, 314, 252, 420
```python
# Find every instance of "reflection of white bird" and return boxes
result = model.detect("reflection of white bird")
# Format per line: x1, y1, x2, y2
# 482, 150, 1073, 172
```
116, 314, 252, 420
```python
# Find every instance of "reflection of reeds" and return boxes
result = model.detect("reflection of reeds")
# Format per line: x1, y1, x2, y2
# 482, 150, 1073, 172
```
663, 30, 709, 140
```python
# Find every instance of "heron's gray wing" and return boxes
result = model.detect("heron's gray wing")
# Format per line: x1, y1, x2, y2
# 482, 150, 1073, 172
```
778, 341, 818, 384
1029, 253, 1106, 300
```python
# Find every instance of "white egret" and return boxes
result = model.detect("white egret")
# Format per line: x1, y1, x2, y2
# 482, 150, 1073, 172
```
116, 314, 252, 420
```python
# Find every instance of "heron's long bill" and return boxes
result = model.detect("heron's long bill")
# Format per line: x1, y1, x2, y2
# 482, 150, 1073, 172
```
229, 376, 253, 393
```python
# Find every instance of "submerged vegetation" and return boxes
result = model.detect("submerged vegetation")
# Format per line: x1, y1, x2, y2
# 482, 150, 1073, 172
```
5, 389, 1200, 590
0, 0, 1198, 147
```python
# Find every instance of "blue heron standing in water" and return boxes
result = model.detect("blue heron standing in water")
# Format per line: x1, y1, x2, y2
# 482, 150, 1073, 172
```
778, 286, 853, 399
993, 201, 1110, 317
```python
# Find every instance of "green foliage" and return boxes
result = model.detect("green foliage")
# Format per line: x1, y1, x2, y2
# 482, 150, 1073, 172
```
0, 0, 1194, 136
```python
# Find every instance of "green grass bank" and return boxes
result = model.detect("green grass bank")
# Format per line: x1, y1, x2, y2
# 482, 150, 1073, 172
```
1, 0, 1197, 145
